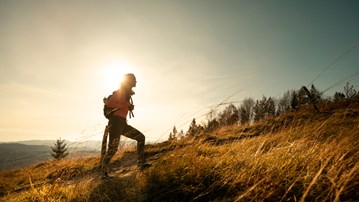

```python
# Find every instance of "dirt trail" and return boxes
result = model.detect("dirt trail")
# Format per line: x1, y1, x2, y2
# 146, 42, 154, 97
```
105, 150, 156, 179
111, 152, 138, 176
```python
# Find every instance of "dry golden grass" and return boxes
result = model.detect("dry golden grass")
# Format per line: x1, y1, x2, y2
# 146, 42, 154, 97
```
144, 108, 358, 201
1, 106, 358, 201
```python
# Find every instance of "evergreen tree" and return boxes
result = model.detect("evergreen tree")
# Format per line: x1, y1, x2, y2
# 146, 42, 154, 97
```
178, 130, 185, 140
297, 87, 309, 107
50, 138, 69, 160
205, 119, 219, 133
265, 97, 276, 116
187, 118, 199, 136
310, 84, 322, 102
290, 91, 299, 110
333, 92, 345, 101
253, 96, 267, 121
169, 126, 178, 140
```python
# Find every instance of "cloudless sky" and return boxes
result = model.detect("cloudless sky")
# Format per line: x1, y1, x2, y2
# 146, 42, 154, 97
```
0, 0, 358, 143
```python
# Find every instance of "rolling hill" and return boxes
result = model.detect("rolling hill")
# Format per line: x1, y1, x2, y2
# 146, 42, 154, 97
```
0, 101, 358, 201
0, 140, 103, 170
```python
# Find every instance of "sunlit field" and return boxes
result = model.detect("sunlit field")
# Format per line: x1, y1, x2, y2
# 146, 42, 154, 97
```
1, 99, 358, 201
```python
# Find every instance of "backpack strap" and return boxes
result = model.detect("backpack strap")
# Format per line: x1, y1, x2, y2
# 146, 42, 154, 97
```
129, 96, 135, 119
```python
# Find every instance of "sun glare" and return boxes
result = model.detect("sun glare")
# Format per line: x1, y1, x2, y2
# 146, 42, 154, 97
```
102, 60, 136, 91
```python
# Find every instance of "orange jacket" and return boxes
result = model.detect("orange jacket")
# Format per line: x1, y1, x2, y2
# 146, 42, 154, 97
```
106, 88, 131, 119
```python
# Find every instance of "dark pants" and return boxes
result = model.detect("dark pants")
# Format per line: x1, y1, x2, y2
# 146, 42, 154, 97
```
101, 116, 145, 173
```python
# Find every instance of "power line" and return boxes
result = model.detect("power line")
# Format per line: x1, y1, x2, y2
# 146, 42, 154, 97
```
152, 91, 243, 143
308, 41, 358, 87
322, 70, 359, 94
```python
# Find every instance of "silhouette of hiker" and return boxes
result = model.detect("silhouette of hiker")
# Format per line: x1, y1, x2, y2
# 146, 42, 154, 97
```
101, 73, 150, 179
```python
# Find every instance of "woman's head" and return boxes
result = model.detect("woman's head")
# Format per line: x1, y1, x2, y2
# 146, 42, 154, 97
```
121, 73, 137, 88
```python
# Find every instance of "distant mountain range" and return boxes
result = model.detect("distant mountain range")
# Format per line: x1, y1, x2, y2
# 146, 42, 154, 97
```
0, 139, 136, 170
0, 140, 102, 170
8, 139, 103, 149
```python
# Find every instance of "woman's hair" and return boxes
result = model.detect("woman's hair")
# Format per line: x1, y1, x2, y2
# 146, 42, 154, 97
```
121, 73, 136, 87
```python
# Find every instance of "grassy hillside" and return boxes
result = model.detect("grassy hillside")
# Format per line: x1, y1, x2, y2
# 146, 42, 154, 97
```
1, 105, 358, 201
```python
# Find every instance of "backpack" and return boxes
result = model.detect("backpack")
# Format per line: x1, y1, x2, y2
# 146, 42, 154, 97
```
103, 92, 118, 119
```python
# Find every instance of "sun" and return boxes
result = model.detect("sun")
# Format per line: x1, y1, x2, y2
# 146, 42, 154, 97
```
102, 60, 136, 91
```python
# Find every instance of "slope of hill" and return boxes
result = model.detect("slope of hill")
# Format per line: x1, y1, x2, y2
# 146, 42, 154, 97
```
0, 104, 358, 201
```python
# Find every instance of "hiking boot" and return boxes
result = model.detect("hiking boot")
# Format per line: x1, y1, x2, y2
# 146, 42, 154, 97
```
102, 172, 114, 180
137, 161, 151, 169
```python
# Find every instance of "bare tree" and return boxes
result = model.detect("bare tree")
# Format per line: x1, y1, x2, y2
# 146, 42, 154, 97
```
239, 97, 255, 124
218, 104, 239, 126
205, 109, 219, 132
344, 82, 357, 99
277, 90, 292, 114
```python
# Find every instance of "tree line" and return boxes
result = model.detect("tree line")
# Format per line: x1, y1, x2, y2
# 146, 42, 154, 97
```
169, 83, 358, 140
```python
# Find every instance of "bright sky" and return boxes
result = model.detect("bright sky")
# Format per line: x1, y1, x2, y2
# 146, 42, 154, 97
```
1, 0, 358, 143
